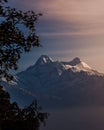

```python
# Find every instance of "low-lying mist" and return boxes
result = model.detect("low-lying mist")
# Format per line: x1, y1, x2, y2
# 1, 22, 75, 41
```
41, 106, 104, 130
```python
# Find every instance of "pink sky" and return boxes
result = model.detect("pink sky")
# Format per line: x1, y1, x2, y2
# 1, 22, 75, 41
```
10, 0, 104, 72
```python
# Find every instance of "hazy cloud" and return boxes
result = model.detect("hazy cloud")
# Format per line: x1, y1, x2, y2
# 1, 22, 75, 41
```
10, 0, 104, 36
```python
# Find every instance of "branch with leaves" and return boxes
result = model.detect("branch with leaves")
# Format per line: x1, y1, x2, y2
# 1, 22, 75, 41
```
0, 0, 42, 80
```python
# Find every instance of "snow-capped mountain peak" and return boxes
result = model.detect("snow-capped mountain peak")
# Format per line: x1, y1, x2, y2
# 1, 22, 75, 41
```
61, 57, 92, 73
69, 57, 91, 69
68, 57, 81, 66
35, 55, 53, 66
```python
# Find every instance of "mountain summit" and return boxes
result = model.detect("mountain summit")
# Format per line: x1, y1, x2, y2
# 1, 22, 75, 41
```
62, 57, 92, 73
2, 55, 104, 108
68, 57, 81, 66
35, 55, 53, 66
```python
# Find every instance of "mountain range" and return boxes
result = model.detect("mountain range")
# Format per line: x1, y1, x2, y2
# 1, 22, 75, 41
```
2, 55, 104, 108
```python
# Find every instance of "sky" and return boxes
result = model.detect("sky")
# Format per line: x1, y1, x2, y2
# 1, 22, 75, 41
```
9, 0, 104, 73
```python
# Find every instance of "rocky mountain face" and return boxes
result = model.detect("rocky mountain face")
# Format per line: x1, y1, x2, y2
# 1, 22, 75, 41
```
2, 55, 104, 108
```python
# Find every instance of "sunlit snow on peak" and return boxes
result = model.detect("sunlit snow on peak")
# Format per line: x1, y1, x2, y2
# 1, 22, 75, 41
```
80, 62, 91, 69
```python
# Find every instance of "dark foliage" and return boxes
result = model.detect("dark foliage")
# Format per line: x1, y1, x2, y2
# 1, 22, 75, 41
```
0, 1, 49, 130
0, 85, 48, 130
0, 0, 42, 80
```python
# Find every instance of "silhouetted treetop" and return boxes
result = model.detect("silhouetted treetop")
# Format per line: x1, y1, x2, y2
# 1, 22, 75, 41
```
0, 0, 42, 80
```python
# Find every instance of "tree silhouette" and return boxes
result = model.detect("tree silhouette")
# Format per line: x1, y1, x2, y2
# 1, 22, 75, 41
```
0, 85, 48, 130
0, 0, 42, 80
0, 1, 49, 130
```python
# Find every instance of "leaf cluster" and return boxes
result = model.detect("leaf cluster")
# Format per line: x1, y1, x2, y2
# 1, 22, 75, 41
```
0, 0, 42, 80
